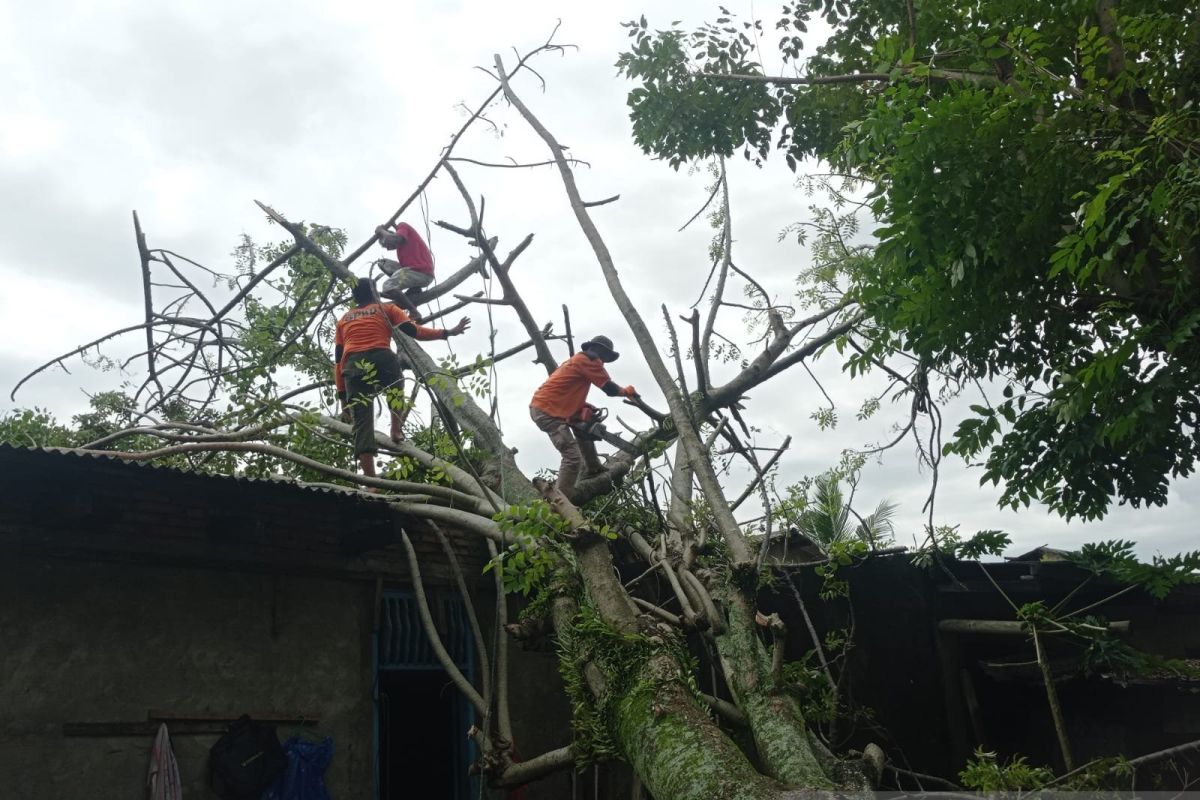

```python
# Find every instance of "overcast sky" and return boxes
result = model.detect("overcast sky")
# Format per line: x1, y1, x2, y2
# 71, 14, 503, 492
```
1, 0, 1194, 557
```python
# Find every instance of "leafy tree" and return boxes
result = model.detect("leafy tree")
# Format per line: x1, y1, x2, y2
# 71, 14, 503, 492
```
618, 1, 1200, 520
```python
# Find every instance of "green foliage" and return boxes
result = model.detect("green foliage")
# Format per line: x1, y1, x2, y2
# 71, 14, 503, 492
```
557, 602, 700, 768
1071, 539, 1200, 599
0, 408, 74, 448
959, 750, 1054, 791
487, 501, 574, 596
911, 525, 1010, 568
621, 2, 1200, 521
780, 651, 837, 724
951, 529, 1012, 560
813, 539, 867, 600
1079, 627, 1200, 681
772, 472, 897, 552
2, 392, 205, 470
229, 225, 346, 397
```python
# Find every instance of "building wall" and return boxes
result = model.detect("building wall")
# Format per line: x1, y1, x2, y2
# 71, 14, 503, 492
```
0, 554, 585, 800
0, 556, 377, 799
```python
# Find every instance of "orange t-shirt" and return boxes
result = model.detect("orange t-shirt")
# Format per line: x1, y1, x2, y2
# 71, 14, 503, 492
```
333, 302, 444, 391
530, 352, 612, 419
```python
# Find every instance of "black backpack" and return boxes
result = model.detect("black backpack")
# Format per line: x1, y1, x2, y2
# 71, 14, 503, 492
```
209, 715, 288, 799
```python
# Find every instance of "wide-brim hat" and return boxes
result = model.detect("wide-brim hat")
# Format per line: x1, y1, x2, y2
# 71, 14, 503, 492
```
581, 335, 619, 362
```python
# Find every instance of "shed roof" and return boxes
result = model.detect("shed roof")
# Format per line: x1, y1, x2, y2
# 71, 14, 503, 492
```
0, 444, 485, 582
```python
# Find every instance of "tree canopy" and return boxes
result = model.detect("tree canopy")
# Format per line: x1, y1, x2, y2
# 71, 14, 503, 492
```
618, 0, 1200, 520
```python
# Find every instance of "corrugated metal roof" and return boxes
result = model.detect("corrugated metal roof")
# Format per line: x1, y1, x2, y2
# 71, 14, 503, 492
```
0, 443, 381, 504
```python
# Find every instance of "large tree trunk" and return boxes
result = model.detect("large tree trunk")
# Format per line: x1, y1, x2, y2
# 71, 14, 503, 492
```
612, 652, 791, 800
712, 592, 842, 788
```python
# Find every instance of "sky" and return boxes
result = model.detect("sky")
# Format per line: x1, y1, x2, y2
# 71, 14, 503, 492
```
0, 0, 1195, 558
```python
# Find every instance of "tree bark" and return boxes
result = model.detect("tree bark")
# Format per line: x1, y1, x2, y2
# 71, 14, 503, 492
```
713, 592, 833, 788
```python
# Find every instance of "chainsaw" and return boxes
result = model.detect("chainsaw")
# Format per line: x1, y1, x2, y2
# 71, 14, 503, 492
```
568, 404, 639, 454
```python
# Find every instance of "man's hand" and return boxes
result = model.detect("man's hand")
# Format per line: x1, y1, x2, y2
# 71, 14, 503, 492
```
620, 385, 638, 398
446, 317, 471, 337
376, 224, 406, 249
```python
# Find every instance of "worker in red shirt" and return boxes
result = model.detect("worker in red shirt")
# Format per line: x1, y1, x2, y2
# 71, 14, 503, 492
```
529, 335, 637, 500
374, 222, 434, 321
335, 278, 469, 479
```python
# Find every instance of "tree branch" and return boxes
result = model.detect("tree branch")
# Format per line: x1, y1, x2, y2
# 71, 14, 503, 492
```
491, 746, 575, 789
400, 531, 488, 715
431, 522, 492, 707
496, 53, 755, 566
439, 163, 558, 374
704, 68, 996, 86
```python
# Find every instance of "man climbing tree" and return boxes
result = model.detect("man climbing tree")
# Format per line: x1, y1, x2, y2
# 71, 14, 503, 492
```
375, 220, 436, 320
335, 277, 469, 478
528, 335, 637, 500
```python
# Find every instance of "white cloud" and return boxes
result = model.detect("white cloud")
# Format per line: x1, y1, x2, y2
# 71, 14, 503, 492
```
0, 0, 1194, 559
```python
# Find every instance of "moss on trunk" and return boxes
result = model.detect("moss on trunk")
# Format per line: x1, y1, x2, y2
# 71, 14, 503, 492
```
611, 653, 787, 800
714, 591, 833, 788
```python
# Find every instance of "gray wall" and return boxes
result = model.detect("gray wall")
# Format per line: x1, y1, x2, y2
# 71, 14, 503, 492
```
0, 557, 377, 799
0, 555, 589, 799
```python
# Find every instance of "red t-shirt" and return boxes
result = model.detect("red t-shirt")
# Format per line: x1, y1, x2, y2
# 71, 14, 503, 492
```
391, 222, 434, 275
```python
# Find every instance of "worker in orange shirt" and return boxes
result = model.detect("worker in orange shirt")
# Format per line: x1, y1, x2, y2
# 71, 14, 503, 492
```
529, 335, 637, 500
335, 278, 470, 479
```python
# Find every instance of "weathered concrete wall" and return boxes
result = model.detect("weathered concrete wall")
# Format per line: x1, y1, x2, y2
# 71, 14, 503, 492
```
0, 557, 376, 799
0, 557, 585, 800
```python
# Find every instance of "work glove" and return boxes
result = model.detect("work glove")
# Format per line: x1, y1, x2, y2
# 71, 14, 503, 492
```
620, 385, 638, 398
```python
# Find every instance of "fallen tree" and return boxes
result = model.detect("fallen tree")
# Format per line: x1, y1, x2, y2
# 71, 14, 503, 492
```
11, 24, 1196, 799
4, 31, 890, 798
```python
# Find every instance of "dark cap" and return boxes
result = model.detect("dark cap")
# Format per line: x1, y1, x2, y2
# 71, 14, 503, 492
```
580, 335, 619, 362
351, 277, 375, 305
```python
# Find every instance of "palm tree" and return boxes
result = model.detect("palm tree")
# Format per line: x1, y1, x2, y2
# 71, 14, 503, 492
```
794, 474, 898, 552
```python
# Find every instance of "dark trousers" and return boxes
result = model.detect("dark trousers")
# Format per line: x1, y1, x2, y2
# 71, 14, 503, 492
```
344, 348, 404, 455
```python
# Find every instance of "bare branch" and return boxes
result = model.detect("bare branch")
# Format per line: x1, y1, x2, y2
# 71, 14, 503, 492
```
431, 522, 492, 708
447, 155, 591, 170
341, 36, 570, 268
256, 201, 354, 282
683, 309, 707, 396
492, 746, 575, 789
400, 531, 488, 715
449, 333, 546, 378
439, 163, 559, 375
729, 436, 791, 512
496, 54, 755, 565
488, 539, 513, 745
133, 211, 165, 402
60, 440, 487, 509
561, 304, 575, 355
453, 293, 512, 306
700, 160, 732, 368
582, 194, 620, 208
701, 693, 748, 727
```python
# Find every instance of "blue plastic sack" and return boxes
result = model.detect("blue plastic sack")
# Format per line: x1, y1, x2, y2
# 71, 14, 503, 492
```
260, 736, 333, 800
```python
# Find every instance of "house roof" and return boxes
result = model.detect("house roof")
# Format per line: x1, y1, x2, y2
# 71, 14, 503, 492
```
1004, 545, 1075, 563
1, 443, 380, 501
0, 444, 485, 582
